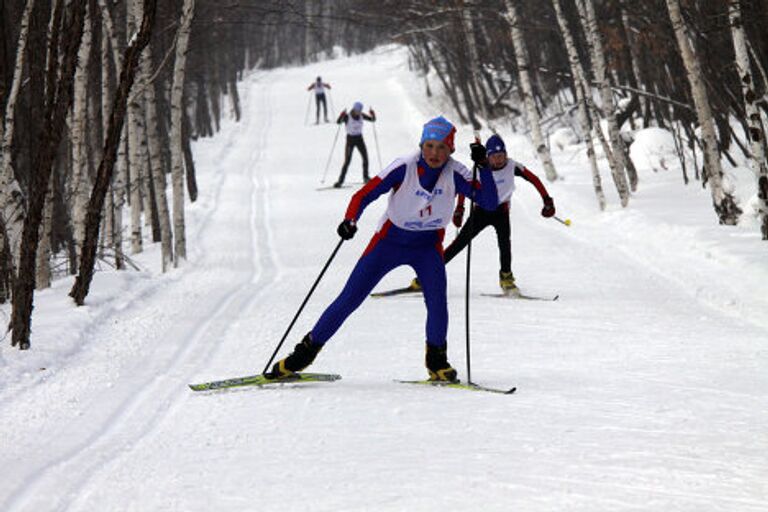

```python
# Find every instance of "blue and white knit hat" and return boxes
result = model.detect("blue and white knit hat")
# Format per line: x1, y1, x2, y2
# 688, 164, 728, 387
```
485, 134, 506, 156
420, 116, 456, 152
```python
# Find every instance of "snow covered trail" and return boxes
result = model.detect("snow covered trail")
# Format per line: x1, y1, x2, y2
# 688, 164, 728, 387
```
1, 47, 767, 511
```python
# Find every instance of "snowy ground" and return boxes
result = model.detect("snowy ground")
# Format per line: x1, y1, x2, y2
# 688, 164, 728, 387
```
1, 46, 767, 511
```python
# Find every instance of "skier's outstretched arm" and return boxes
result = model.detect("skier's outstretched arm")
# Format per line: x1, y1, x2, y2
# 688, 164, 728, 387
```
515, 166, 556, 217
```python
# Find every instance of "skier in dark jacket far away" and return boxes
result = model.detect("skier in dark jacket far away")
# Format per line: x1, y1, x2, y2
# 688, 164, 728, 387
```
405, 134, 556, 295
334, 101, 376, 187
267, 116, 498, 382
307, 76, 331, 124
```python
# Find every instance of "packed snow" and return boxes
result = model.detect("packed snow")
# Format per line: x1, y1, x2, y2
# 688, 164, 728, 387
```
1, 46, 766, 511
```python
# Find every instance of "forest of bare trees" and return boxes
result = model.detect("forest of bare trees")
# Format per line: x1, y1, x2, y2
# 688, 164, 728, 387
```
366, 0, 766, 229
0, 0, 383, 348
1, 0, 766, 349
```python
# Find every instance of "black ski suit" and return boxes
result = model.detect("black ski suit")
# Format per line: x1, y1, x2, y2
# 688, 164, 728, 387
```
335, 110, 376, 186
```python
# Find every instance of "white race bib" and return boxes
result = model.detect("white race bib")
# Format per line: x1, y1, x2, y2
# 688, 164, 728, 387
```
380, 152, 461, 231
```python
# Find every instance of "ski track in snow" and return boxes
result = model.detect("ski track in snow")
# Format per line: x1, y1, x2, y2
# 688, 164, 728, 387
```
0, 48, 766, 511
1, 75, 280, 512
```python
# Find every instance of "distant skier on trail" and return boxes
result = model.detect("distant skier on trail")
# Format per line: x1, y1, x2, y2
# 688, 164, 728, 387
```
404, 134, 556, 295
267, 116, 498, 382
307, 76, 331, 124
333, 101, 376, 187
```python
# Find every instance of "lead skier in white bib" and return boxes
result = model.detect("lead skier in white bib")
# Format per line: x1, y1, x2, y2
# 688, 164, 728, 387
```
268, 116, 498, 382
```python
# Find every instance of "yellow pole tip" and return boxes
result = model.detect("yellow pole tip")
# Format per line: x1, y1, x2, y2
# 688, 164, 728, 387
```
565, 219, 572, 226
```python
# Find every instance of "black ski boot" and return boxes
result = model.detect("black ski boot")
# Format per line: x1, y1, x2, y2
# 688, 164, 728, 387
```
425, 344, 458, 382
267, 333, 322, 379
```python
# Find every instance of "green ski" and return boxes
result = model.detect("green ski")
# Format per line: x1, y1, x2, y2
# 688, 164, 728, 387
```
396, 379, 516, 395
189, 372, 341, 392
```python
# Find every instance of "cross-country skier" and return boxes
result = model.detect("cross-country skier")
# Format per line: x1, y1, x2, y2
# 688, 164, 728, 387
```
307, 76, 331, 124
405, 134, 555, 294
334, 101, 376, 188
268, 116, 498, 382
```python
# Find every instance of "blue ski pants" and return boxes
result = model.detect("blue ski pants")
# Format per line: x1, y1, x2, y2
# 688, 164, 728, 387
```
311, 235, 448, 347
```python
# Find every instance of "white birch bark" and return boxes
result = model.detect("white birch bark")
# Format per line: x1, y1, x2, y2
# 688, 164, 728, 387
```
552, 0, 605, 209
575, 0, 634, 199
126, 0, 144, 253
140, 45, 174, 269
170, 0, 196, 264
729, 0, 768, 238
619, 0, 645, 126
666, 0, 741, 225
505, 0, 558, 181
70, 3, 93, 260
99, 0, 127, 267
100, 7, 114, 252
460, 3, 490, 126
0, 0, 36, 273
35, 174, 55, 290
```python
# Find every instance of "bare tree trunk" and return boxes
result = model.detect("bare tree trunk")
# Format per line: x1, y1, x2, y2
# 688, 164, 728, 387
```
126, 0, 144, 254
140, 43, 173, 269
459, 1, 491, 128
0, 0, 36, 274
552, 0, 605, 209
100, 4, 114, 253
505, 0, 558, 181
729, 0, 768, 238
99, 0, 127, 268
666, 0, 741, 224
35, 173, 55, 289
70, 2, 93, 262
182, 108, 198, 202
70, 0, 157, 305
575, 0, 636, 195
170, 0, 196, 264
11, 0, 87, 349
619, 0, 645, 127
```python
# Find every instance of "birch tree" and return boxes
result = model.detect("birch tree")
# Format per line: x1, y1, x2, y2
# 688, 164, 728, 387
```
170, 0, 196, 264
0, 0, 36, 273
552, 0, 605, 210
666, 0, 741, 225
459, 2, 490, 129
71, 0, 158, 305
729, 0, 768, 238
99, 0, 127, 268
141, 42, 174, 270
11, 0, 87, 349
504, 0, 558, 182
575, 0, 635, 195
127, 0, 145, 254
70, 3, 93, 261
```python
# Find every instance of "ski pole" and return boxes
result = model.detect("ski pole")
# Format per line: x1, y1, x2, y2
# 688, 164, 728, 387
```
553, 215, 572, 226
320, 123, 342, 184
464, 160, 480, 385
304, 93, 312, 125
372, 113, 383, 170
262, 238, 345, 374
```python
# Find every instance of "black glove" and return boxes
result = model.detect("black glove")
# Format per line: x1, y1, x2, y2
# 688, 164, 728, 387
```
541, 196, 555, 218
337, 219, 357, 240
452, 206, 465, 227
470, 142, 487, 167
